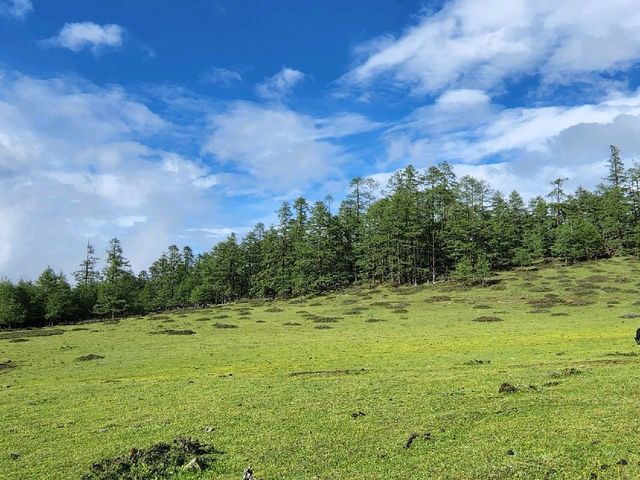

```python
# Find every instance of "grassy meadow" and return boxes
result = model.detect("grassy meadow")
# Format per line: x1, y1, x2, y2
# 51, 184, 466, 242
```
1, 258, 640, 479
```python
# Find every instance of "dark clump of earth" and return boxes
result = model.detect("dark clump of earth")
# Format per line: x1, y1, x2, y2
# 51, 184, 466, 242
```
0, 360, 16, 372
498, 382, 518, 394
473, 316, 503, 323
213, 323, 238, 329
82, 437, 219, 480
151, 329, 196, 335
76, 354, 105, 362
403, 431, 431, 449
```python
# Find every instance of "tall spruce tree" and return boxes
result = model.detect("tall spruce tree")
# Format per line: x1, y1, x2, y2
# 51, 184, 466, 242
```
94, 238, 137, 318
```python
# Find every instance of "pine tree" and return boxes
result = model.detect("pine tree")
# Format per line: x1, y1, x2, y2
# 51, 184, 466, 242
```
36, 268, 75, 325
94, 238, 137, 318
547, 178, 568, 227
606, 145, 626, 188
73, 242, 100, 319
0, 280, 26, 329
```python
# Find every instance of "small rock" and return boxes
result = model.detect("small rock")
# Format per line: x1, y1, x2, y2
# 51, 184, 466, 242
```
507, 449, 515, 456
203, 425, 215, 433
243, 465, 255, 480
350, 411, 366, 419
183, 457, 201, 471
617, 459, 628, 466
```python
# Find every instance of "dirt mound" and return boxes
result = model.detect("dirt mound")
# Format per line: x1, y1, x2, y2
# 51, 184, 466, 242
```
82, 437, 218, 480
498, 382, 518, 394
0, 329, 64, 340
289, 368, 366, 377
76, 354, 105, 362
213, 323, 238, 329
0, 360, 16, 372
151, 329, 196, 335
473, 316, 503, 322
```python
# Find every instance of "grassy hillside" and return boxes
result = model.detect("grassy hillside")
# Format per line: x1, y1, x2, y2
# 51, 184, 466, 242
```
1, 258, 640, 479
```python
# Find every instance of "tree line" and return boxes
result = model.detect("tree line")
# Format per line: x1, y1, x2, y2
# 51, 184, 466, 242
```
2, 145, 640, 329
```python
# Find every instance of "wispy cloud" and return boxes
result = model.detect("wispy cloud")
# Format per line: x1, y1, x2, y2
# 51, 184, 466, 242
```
203, 102, 380, 193
0, 0, 32, 20
46, 22, 125, 54
344, 0, 640, 95
201, 67, 242, 87
255, 67, 305, 100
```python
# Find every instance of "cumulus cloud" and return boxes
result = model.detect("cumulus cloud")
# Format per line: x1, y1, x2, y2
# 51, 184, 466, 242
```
203, 102, 380, 193
345, 0, 640, 94
202, 67, 242, 87
0, 0, 32, 19
47, 22, 125, 53
0, 71, 219, 280
256, 67, 305, 100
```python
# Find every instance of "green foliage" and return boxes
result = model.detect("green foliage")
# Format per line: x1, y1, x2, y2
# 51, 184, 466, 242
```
6, 144, 640, 329
93, 239, 137, 318
0, 280, 26, 329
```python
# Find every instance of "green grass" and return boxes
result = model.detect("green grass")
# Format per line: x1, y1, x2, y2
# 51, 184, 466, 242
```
1, 258, 640, 479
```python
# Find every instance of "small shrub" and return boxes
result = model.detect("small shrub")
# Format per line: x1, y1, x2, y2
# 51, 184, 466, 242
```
213, 323, 238, 329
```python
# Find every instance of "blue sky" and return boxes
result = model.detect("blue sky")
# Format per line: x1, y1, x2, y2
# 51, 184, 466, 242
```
3, 0, 640, 280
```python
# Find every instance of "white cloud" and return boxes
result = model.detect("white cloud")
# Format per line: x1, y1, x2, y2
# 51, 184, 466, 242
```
0, 71, 219, 280
256, 67, 305, 100
345, 0, 640, 94
187, 226, 250, 240
0, 0, 32, 19
203, 102, 380, 193
383, 88, 640, 198
202, 67, 242, 87
47, 22, 125, 53
116, 215, 147, 228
